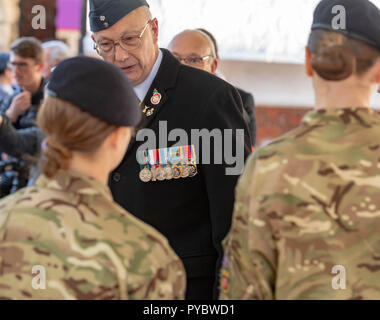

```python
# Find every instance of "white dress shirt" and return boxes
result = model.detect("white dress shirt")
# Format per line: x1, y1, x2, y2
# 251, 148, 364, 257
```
133, 49, 163, 102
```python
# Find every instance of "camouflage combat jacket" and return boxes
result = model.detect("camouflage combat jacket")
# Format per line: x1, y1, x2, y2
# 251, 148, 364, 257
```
220, 108, 380, 300
0, 170, 185, 300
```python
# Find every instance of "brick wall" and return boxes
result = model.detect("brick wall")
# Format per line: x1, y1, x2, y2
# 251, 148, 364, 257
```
255, 106, 312, 147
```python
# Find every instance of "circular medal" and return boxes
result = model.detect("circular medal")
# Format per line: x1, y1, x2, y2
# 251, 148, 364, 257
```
168, 149, 181, 165
172, 165, 182, 179
181, 165, 190, 178
188, 164, 198, 177
156, 167, 166, 181
139, 168, 152, 182
164, 166, 174, 180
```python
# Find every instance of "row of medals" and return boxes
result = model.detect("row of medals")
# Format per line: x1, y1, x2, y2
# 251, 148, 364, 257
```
139, 162, 197, 182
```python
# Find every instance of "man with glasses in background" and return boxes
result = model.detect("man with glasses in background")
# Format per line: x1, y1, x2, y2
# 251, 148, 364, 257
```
169, 30, 218, 74
0, 37, 46, 196
90, 0, 251, 300
1, 37, 45, 127
168, 29, 257, 147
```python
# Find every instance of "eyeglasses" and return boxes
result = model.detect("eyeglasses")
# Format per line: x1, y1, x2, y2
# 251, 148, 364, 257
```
9, 61, 37, 70
173, 55, 214, 67
94, 19, 152, 57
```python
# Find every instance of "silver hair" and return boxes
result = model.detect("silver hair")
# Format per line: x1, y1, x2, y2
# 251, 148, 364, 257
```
42, 41, 72, 64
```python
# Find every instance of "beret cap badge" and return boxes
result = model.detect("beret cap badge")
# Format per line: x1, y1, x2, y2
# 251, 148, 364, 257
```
89, 0, 150, 32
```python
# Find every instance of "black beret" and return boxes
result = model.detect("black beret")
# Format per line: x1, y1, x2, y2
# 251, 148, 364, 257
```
47, 56, 141, 127
0, 52, 10, 73
89, 0, 149, 32
312, 0, 380, 50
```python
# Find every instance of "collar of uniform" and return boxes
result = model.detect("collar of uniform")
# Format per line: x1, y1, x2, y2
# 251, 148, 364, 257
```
133, 49, 163, 102
302, 107, 378, 126
140, 48, 181, 110
35, 170, 113, 201
123, 49, 181, 155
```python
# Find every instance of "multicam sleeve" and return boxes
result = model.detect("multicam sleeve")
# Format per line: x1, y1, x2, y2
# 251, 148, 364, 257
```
144, 257, 186, 300
126, 236, 186, 300
219, 154, 277, 300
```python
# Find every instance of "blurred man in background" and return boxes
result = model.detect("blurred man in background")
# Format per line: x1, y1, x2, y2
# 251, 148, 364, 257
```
168, 29, 257, 146
2, 37, 45, 127
0, 52, 15, 105
42, 40, 72, 80
0, 37, 45, 197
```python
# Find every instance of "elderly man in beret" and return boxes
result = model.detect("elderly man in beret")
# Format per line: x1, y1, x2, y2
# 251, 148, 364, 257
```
90, 0, 251, 300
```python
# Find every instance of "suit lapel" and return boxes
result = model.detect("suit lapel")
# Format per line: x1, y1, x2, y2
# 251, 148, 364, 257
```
126, 49, 181, 156
139, 84, 168, 129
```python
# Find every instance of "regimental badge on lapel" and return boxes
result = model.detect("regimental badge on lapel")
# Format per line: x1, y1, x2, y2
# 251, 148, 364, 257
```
142, 105, 155, 117
150, 89, 162, 105
146, 108, 154, 117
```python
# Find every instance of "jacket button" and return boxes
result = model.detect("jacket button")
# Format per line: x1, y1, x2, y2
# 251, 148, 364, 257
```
113, 172, 121, 182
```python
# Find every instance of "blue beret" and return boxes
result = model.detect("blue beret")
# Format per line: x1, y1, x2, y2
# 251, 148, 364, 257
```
312, 0, 380, 50
89, 0, 149, 32
47, 56, 141, 127
0, 52, 10, 73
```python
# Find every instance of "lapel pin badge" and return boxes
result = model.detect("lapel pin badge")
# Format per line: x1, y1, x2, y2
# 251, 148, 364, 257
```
150, 89, 162, 105
146, 108, 154, 117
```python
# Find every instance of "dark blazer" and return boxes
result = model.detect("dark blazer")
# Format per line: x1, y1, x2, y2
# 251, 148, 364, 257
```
109, 49, 251, 300
237, 88, 256, 146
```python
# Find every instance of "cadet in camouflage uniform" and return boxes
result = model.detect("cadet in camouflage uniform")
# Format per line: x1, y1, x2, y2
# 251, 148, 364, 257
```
0, 56, 185, 300
220, 0, 380, 300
